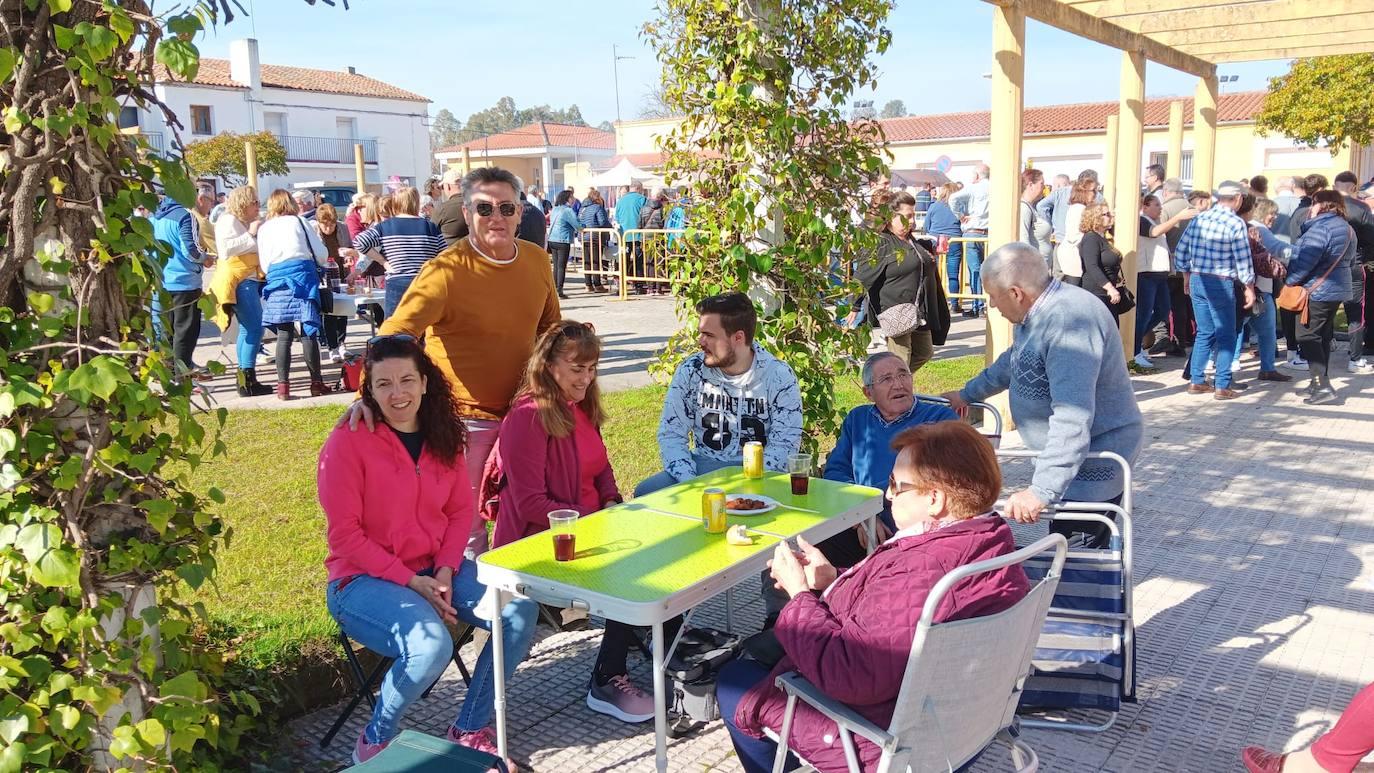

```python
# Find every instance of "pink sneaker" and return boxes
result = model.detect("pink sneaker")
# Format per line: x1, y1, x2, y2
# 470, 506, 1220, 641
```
352, 728, 390, 764
586, 674, 655, 723
448, 726, 518, 772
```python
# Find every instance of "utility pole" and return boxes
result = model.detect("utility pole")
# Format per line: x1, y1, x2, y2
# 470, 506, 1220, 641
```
613, 44, 635, 125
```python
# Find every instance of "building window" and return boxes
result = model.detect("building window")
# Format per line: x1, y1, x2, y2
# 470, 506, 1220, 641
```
190, 105, 213, 135
1149, 150, 1193, 184
118, 105, 139, 129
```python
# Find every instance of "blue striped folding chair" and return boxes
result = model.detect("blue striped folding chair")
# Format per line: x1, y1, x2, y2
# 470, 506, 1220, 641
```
998, 451, 1136, 733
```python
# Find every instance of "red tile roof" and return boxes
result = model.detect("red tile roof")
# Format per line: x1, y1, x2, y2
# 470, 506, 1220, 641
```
155, 58, 428, 102
436, 123, 616, 154
879, 91, 1266, 143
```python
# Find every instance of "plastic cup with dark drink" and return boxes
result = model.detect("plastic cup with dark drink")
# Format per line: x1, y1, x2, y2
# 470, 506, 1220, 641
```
788, 453, 813, 496
549, 509, 578, 561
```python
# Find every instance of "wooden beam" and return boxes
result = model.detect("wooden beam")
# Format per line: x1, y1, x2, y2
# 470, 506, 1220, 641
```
1104, 114, 1119, 213
1192, 41, 1374, 61
1128, 0, 1371, 35
1115, 50, 1146, 362
1179, 29, 1374, 56
1152, 16, 1374, 46
983, 0, 1215, 78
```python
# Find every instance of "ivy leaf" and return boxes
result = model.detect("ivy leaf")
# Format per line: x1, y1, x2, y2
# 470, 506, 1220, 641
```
151, 156, 196, 208
153, 38, 198, 82
0, 713, 28, 744
51, 705, 80, 733
0, 49, 14, 83
135, 718, 166, 748
0, 741, 24, 773
0, 464, 18, 492
0, 429, 14, 459
158, 672, 207, 702
46, 0, 72, 12
107, 9, 134, 43
15, 524, 80, 588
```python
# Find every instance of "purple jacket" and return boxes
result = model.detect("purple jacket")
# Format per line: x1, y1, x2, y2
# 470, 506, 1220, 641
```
491, 394, 620, 547
735, 515, 1029, 772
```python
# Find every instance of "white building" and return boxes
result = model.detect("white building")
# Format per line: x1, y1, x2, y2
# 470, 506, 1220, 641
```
136, 38, 430, 194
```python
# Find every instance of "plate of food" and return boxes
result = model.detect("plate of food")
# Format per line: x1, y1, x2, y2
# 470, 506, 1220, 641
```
725, 494, 779, 515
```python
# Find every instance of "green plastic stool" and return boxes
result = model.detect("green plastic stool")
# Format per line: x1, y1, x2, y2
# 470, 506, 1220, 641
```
343, 730, 507, 772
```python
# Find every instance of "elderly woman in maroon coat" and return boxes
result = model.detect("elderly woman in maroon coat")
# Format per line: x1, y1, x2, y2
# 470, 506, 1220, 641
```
716, 420, 1030, 773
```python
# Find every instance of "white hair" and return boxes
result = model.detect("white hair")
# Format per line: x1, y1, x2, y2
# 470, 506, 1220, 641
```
861, 351, 904, 387
981, 242, 1051, 293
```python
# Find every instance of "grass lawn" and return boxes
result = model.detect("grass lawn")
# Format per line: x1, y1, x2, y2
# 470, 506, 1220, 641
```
186, 355, 984, 714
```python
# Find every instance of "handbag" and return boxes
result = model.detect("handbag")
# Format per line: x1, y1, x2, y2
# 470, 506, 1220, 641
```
296, 216, 333, 314
1110, 283, 1136, 315
1277, 224, 1352, 325
1249, 233, 1285, 280
877, 301, 925, 338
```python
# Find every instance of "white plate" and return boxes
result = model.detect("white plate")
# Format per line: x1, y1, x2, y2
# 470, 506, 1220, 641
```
725, 493, 779, 515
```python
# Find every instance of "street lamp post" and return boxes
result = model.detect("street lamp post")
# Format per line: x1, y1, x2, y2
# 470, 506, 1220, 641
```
613, 44, 635, 124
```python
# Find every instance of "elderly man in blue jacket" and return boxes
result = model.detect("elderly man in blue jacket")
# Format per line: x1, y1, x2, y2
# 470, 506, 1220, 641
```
150, 194, 212, 380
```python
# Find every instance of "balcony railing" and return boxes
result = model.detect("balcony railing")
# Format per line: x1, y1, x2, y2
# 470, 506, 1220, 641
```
276, 135, 378, 165
134, 131, 165, 154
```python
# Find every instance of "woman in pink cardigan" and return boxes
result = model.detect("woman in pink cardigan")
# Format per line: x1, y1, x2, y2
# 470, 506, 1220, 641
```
318, 335, 535, 769
716, 420, 1030, 772
492, 320, 680, 726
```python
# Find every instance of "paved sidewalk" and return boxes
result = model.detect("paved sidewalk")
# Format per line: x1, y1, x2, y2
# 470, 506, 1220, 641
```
279, 340, 1374, 772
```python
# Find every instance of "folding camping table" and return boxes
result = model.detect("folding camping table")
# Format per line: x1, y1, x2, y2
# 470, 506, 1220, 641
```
476, 466, 883, 773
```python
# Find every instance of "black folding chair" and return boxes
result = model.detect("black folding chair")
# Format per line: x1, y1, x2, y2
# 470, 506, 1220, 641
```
321, 623, 477, 749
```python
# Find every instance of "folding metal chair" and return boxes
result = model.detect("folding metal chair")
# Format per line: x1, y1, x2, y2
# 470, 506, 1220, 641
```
321, 623, 477, 749
997, 450, 1137, 733
768, 534, 1068, 773
915, 393, 1003, 448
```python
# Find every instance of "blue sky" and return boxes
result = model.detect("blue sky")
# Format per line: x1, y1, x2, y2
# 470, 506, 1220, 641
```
196, 0, 1290, 126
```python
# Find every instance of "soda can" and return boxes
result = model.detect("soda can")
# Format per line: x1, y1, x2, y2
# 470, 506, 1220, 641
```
702, 488, 727, 533
743, 441, 765, 479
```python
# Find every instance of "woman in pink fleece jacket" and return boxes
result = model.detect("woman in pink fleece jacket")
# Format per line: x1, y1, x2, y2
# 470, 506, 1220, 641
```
716, 420, 1030, 773
318, 335, 536, 769
491, 321, 681, 726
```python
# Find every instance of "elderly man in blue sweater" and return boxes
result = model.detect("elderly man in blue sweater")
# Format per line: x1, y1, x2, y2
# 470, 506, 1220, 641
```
946, 243, 1143, 548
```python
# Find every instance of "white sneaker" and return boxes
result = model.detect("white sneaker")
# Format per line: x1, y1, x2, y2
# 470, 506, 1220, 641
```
1133, 352, 1154, 370
1281, 354, 1309, 371
337, 346, 355, 358
1350, 358, 1374, 375
328, 348, 343, 364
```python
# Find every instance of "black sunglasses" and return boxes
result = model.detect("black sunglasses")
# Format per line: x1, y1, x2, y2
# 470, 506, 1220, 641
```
470, 201, 519, 218
366, 334, 419, 358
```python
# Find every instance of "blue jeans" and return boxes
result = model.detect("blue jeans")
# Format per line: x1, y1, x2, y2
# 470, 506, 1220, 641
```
234, 279, 265, 370
1133, 273, 1171, 355
633, 453, 738, 497
383, 273, 418, 318
326, 561, 537, 744
1189, 273, 1238, 388
945, 237, 985, 313
1234, 290, 1277, 372
717, 658, 800, 773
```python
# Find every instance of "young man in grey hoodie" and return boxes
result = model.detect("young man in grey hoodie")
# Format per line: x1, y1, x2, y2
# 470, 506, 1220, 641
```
946, 242, 1143, 548
635, 292, 804, 496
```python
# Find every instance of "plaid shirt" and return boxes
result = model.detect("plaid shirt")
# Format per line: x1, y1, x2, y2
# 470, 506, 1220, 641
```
1174, 204, 1255, 284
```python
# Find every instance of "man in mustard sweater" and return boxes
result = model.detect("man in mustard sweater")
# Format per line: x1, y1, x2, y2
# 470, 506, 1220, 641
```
347, 167, 561, 557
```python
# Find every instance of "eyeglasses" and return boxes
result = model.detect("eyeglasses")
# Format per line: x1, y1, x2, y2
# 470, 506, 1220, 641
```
870, 370, 912, 389
470, 201, 519, 218
367, 333, 418, 348
887, 474, 923, 497
558, 321, 596, 336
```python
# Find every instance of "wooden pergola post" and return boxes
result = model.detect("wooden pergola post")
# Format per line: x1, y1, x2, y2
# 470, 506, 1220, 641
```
244, 140, 258, 192
1103, 113, 1119, 212
985, 1, 1025, 422
1114, 50, 1146, 360
1193, 75, 1218, 192
354, 143, 366, 193
1166, 100, 1185, 181
462, 146, 473, 174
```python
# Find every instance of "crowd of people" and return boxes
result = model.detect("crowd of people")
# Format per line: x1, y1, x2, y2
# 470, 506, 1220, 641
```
146, 166, 690, 402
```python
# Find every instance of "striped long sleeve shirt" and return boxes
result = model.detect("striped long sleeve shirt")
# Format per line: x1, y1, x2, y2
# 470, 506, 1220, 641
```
352, 215, 447, 278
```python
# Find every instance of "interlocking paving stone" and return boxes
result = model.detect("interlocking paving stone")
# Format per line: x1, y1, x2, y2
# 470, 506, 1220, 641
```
281, 346, 1374, 771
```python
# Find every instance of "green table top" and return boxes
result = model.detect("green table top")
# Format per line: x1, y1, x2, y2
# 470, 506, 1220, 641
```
477, 468, 882, 610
